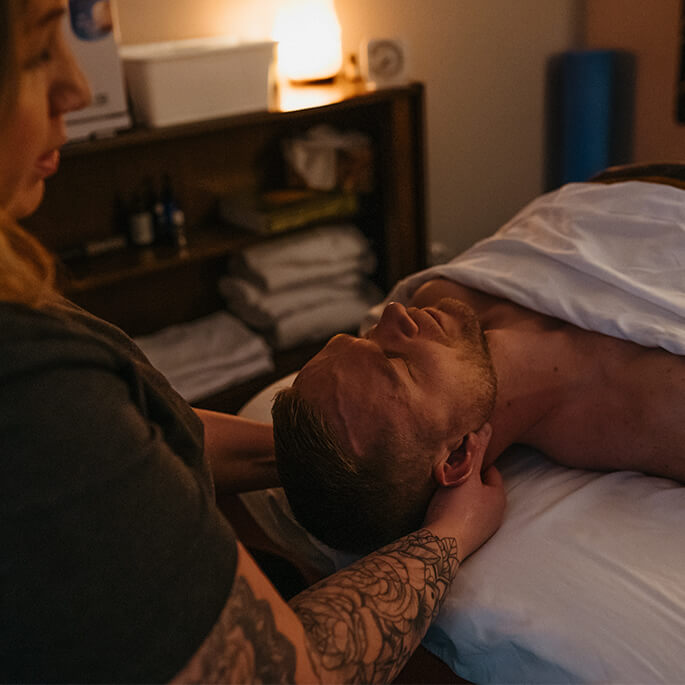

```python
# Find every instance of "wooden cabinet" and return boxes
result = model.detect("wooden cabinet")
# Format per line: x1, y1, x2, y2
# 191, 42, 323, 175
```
25, 80, 427, 411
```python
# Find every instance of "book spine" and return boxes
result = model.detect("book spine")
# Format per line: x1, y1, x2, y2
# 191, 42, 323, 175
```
268, 194, 359, 233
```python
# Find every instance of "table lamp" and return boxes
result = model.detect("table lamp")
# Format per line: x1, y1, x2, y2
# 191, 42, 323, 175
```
273, 0, 343, 83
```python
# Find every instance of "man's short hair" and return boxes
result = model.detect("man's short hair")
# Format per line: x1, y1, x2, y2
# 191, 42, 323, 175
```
271, 386, 436, 555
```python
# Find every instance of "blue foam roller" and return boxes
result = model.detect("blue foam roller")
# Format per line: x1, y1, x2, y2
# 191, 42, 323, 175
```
561, 50, 614, 183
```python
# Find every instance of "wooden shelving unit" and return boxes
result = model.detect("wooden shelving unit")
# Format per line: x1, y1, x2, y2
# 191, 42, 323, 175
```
25, 79, 427, 412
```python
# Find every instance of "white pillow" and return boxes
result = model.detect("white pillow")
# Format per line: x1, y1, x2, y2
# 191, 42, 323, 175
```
239, 376, 685, 683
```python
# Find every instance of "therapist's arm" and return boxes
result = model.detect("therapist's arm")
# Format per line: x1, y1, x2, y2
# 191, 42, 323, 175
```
194, 408, 278, 493
172, 453, 505, 684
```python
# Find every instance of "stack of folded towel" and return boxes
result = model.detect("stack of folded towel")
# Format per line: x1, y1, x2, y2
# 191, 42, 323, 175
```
134, 311, 273, 402
219, 225, 382, 349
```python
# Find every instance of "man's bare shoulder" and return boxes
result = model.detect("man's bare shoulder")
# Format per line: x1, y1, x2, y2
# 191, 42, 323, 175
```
523, 328, 685, 480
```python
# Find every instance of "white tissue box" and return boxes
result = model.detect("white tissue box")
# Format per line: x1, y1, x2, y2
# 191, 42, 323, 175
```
120, 38, 275, 127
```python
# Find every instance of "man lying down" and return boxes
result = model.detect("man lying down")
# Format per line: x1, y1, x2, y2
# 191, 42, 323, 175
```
271, 176, 685, 556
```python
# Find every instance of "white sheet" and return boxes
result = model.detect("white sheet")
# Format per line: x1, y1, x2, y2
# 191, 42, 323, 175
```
239, 181, 685, 683
425, 447, 685, 684
362, 181, 685, 354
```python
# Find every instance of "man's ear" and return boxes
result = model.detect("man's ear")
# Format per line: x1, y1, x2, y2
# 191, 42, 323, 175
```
432, 422, 493, 487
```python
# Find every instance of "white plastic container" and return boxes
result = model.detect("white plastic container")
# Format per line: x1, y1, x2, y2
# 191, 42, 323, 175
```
120, 38, 275, 127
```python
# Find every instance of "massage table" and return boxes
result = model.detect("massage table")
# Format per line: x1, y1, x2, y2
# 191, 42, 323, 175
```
225, 165, 685, 683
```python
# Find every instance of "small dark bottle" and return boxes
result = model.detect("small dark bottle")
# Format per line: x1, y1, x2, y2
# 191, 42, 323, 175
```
161, 174, 187, 249
143, 177, 167, 244
128, 191, 155, 247
161, 174, 177, 221
171, 208, 188, 249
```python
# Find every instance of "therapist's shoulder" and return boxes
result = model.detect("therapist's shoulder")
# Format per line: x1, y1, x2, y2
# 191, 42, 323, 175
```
0, 300, 150, 496
0, 297, 181, 506
0, 299, 123, 372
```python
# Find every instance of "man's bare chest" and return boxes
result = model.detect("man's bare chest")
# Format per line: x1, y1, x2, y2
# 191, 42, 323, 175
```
527, 328, 685, 479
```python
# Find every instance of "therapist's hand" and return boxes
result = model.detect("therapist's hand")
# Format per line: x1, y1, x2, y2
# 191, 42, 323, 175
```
422, 449, 505, 562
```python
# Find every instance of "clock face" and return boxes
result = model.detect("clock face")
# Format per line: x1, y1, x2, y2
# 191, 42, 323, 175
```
367, 40, 405, 81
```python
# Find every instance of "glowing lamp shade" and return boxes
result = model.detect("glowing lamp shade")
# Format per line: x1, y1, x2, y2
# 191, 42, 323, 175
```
273, 0, 343, 83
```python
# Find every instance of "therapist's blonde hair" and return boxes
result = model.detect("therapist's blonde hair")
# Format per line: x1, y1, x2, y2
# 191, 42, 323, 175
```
0, 210, 57, 306
0, 0, 58, 307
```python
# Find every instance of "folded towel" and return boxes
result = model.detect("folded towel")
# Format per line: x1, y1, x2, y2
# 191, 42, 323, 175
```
164, 354, 274, 403
218, 271, 365, 329
134, 311, 274, 401
268, 288, 383, 349
230, 225, 376, 291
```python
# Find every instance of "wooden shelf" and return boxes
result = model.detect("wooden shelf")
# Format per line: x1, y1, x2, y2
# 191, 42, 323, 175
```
27, 80, 426, 411
58, 222, 336, 294
60, 225, 249, 293
60, 80, 422, 158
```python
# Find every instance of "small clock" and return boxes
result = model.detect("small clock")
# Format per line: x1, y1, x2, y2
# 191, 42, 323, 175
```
360, 38, 408, 88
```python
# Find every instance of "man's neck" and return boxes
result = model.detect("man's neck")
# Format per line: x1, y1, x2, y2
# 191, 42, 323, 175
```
482, 326, 576, 467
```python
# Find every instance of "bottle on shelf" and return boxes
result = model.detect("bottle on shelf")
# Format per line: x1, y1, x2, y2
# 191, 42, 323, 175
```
128, 191, 155, 247
143, 176, 168, 244
171, 208, 188, 249
161, 175, 176, 224
161, 174, 188, 249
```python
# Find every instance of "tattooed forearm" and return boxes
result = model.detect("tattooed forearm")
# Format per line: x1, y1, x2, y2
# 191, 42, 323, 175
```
175, 530, 458, 684
186, 576, 297, 684
289, 529, 460, 684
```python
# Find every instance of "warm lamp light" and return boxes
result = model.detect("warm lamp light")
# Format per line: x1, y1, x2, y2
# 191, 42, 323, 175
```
273, 0, 343, 83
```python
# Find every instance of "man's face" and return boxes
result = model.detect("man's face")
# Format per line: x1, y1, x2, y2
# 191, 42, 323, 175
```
294, 298, 497, 465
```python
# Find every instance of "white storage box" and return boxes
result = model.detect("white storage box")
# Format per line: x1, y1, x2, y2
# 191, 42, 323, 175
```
120, 38, 275, 127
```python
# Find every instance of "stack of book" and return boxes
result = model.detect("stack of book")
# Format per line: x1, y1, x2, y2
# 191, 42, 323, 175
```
218, 188, 359, 234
